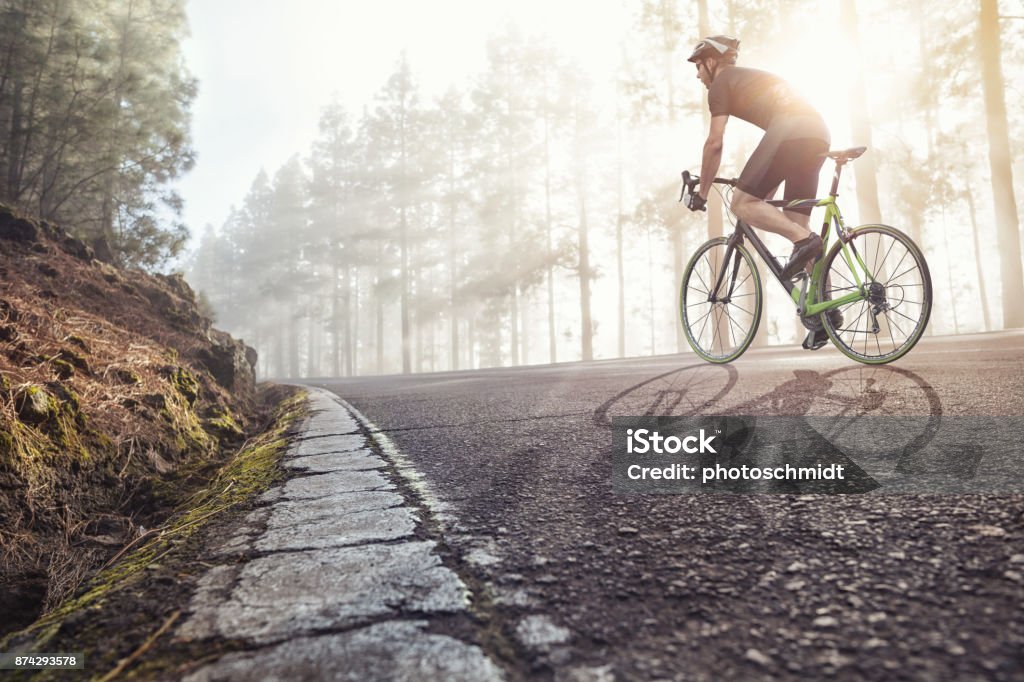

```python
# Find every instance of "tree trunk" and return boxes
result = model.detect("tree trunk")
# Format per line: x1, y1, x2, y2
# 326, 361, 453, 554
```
979, 0, 1024, 328
273, 323, 285, 379
448, 160, 459, 370
352, 268, 360, 375
696, 0, 725, 352
646, 224, 657, 354
965, 187, 992, 332
414, 264, 423, 374
332, 261, 342, 377
344, 265, 353, 376
400, 205, 411, 373
840, 0, 883, 228
575, 102, 594, 362
375, 250, 385, 374
288, 305, 300, 378
544, 108, 557, 364
616, 106, 626, 358
578, 196, 593, 362
940, 208, 960, 334
307, 297, 318, 377
521, 293, 530, 364
661, 0, 676, 123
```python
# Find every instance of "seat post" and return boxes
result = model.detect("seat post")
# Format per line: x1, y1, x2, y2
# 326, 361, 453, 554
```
829, 159, 845, 197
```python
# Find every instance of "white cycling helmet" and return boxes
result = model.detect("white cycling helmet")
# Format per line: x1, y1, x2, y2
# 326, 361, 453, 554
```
687, 35, 740, 63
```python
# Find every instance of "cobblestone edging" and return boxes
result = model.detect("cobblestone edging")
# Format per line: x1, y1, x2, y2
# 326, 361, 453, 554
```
178, 387, 505, 681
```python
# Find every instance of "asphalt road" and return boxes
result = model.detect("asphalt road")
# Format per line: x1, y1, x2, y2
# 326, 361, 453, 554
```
305, 331, 1024, 681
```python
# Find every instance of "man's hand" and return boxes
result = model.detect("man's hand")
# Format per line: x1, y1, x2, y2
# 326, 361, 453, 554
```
686, 192, 707, 212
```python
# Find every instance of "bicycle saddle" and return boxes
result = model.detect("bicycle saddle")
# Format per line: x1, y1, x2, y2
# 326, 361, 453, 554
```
823, 146, 867, 161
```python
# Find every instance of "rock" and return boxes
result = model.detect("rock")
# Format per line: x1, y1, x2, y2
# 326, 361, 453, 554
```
142, 393, 167, 410
516, 615, 571, 649
0, 299, 19, 323
181, 621, 502, 682
0, 211, 40, 242
90, 236, 115, 263
60, 235, 94, 261
57, 348, 90, 375
968, 524, 1007, 537
813, 616, 839, 628
37, 262, 59, 278
14, 385, 56, 425
195, 329, 256, 394
159, 272, 196, 302
618, 526, 639, 535
745, 648, 773, 666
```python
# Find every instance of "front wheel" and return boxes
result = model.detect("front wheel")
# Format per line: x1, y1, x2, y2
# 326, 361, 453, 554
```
818, 225, 932, 364
680, 237, 763, 363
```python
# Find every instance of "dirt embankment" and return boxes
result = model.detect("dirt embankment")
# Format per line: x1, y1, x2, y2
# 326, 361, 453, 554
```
0, 204, 262, 636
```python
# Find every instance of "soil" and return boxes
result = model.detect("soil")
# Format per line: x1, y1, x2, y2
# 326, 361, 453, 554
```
0, 203, 260, 643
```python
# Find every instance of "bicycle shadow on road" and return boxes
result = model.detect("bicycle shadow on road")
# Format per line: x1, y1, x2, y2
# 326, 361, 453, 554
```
594, 362, 972, 491
594, 362, 942, 424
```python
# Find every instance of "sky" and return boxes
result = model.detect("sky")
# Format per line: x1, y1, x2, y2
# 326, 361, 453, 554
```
176, 0, 629, 239
175, 0, 917, 241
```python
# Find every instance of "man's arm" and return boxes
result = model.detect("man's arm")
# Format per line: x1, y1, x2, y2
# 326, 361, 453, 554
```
699, 114, 728, 199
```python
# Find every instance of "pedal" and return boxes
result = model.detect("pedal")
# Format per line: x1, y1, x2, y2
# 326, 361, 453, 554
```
802, 329, 829, 351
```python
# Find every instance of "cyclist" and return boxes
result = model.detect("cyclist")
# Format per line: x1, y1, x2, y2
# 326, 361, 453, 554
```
684, 35, 830, 280
684, 35, 840, 345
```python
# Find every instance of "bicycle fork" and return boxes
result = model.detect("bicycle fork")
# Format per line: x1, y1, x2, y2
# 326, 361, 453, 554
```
708, 244, 745, 304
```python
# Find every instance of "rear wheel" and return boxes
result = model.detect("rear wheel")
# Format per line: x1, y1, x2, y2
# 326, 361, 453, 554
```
818, 225, 931, 364
680, 237, 763, 363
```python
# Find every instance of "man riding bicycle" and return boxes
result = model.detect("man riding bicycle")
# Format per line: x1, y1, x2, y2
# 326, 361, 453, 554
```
685, 35, 830, 282
684, 35, 842, 345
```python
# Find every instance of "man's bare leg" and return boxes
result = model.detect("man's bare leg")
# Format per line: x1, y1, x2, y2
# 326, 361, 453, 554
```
730, 188, 811, 242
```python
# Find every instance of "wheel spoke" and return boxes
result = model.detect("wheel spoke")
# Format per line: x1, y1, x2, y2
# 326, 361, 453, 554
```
887, 263, 922, 284
693, 265, 712, 298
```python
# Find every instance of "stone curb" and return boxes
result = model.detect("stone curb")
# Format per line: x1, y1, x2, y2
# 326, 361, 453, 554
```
178, 387, 505, 681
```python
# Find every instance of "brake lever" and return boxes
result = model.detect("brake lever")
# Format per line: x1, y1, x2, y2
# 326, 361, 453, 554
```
679, 170, 698, 203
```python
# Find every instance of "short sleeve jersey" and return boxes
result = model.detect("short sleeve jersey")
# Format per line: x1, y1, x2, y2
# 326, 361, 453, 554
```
707, 66, 820, 131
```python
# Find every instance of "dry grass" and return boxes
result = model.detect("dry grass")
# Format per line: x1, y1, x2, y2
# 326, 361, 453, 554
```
0, 204, 256, 634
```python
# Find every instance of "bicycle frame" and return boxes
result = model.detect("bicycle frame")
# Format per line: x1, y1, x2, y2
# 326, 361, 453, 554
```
707, 186, 876, 318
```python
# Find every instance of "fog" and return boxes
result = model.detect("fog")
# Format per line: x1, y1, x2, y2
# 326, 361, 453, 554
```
182, 1, 1024, 378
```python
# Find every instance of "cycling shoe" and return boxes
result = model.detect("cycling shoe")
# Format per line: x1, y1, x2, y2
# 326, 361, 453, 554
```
781, 233, 823, 280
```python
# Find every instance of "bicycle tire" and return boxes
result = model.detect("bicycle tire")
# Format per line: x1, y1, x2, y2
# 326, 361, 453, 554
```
818, 224, 932, 364
680, 237, 763, 363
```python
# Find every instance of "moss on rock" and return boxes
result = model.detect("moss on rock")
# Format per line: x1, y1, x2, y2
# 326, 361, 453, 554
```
15, 385, 58, 425
171, 367, 200, 406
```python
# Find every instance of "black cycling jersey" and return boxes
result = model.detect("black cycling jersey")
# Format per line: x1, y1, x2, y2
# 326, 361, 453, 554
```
708, 65, 826, 138
708, 66, 830, 213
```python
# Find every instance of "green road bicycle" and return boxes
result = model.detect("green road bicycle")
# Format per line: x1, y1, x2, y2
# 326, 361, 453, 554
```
678, 146, 932, 365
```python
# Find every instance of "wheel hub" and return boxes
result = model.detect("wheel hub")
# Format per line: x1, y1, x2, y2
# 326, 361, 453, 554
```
867, 281, 886, 307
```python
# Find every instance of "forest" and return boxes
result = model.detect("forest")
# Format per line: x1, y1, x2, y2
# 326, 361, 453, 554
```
0, 0, 194, 268
2, 1, 1022, 378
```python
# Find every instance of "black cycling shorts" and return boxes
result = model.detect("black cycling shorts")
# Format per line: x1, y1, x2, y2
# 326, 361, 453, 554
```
736, 117, 829, 216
